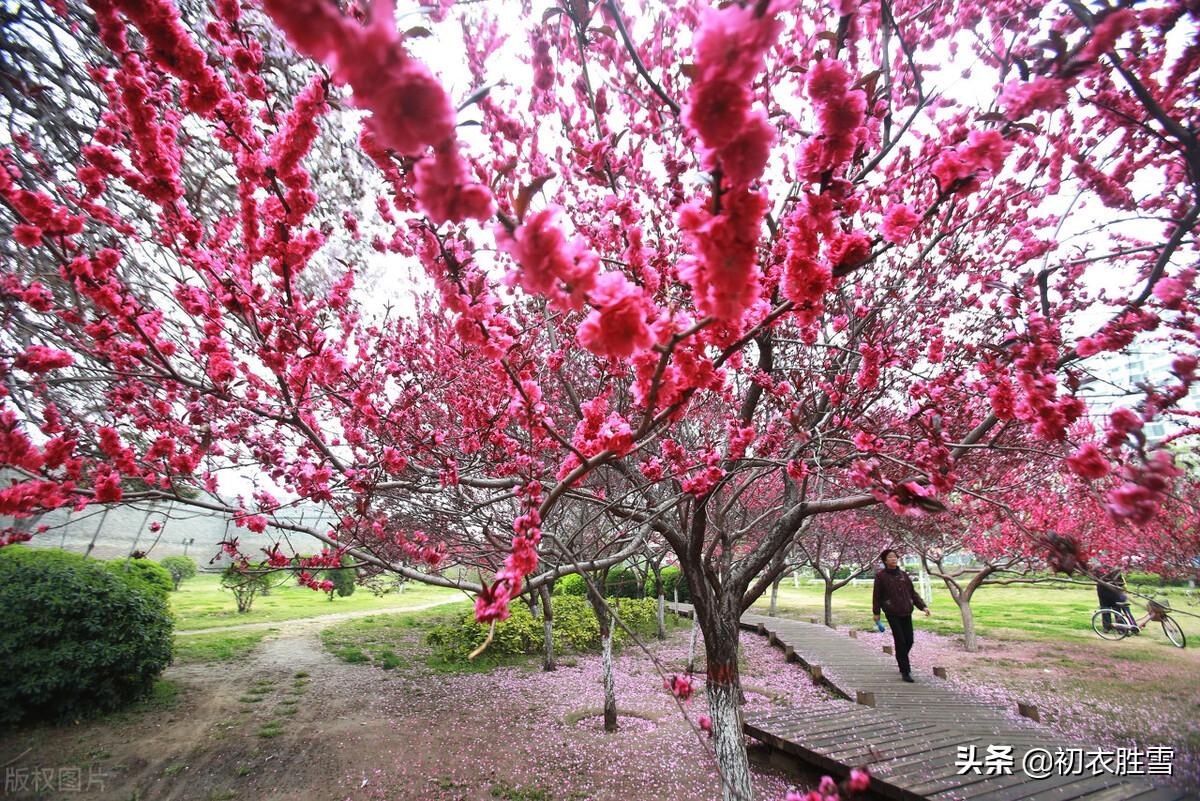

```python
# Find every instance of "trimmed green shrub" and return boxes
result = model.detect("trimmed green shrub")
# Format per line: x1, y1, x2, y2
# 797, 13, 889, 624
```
426, 596, 666, 660
159, 555, 198, 590
650, 565, 691, 602
106, 557, 174, 600
1127, 571, 1190, 588
605, 566, 643, 598
0, 547, 174, 725
552, 573, 588, 597
323, 557, 357, 600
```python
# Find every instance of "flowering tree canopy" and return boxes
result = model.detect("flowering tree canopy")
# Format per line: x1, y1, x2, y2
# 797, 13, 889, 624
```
2, 0, 1199, 798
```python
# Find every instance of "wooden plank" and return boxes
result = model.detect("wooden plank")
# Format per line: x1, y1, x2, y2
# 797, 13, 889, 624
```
1110, 787, 1192, 801
965, 773, 1126, 801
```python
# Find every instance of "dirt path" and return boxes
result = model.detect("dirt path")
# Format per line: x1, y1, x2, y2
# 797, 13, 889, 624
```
175, 597, 463, 635
0, 602, 462, 801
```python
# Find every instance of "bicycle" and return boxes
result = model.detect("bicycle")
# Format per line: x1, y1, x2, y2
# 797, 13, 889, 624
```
1091, 599, 1186, 648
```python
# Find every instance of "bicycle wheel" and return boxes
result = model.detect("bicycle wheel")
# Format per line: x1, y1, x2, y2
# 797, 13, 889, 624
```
1160, 615, 1186, 648
1092, 609, 1128, 640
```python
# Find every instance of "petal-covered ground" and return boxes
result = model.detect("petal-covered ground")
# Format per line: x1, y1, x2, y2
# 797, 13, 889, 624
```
332, 622, 837, 801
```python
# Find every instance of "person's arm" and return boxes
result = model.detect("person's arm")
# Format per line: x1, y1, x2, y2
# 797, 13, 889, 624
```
872, 574, 882, 621
909, 575, 931, 615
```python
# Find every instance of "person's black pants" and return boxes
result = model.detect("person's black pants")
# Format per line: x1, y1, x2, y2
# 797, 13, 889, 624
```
885, 613, 915, 675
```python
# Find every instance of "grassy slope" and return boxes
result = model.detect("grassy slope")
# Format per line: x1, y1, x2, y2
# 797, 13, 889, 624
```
171, 572, 463, 630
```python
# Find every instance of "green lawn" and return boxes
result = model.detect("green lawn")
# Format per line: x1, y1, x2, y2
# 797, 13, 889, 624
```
750, 581, 1200, 646
173, 629, 275, 664
170, 572, 464, 631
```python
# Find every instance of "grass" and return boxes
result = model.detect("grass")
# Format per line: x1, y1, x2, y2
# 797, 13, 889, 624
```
322, 602, 539, 674
257, 720, 285, 739
170, 573, 462, 631
751, 581, 1200, 646
172, 629, 273, 664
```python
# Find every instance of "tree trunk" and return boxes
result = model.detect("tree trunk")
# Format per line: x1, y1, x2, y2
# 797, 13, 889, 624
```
586, 580, 617, 732
600, 622, 617, 732
687, 614, 699, 673
823, 582, 834, 627
958, 596, 978, 652
539, 584, 556, 671
654, 567, 666, 640
702, 618, 753, 801
768, 575, 781, 617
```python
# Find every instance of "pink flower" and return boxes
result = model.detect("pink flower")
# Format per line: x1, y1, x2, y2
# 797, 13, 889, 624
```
664, 673, 696, 701
263, 0, 454, 156
498, 208, 598, 311
686, 80, 750, 149
1001, 77, 1069, 119
880, 204, 920, 244
807, 60, 852, 103
94, 470, 122, 503
1153, 267, 1194, 309
14, 345, 73, 373
1067, 443, 1110, 481
415, 140, 494, 224
677, 188, 766, 322
1080, 9, 1136, 61
715, 110, 775, 187
698, 714, 712, 735
577, 273, 654, 359
474, 579, 513, 623
13, 224, 42, 247
847, 768, 871, 793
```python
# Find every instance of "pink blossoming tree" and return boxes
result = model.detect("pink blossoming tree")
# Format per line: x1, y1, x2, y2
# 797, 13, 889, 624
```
2, 1, 1199, 798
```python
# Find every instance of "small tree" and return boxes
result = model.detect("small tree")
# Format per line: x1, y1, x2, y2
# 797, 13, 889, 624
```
323, 556, 357, 601
220, 564, 271, 614
160, 555, 198, 591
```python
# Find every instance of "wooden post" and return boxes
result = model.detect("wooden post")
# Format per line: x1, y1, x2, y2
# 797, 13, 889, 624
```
882, 645, 893, 655
811, 666, 824, 684
933, 666, 948, 679
849, 629, 858, 639
1018, 702, 1040, 722
856, 690, 876, 707
784, 646, 796, 662
809, 617, 819, 624
769, 631, 779, 646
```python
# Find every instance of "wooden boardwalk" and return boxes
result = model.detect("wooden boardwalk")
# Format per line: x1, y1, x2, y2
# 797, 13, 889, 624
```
672, 606, 1194, 801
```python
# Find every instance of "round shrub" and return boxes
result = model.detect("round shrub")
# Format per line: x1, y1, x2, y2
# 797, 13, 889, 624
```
605, 566, 643, 598
552, 573, 588, 597
106, 557, 174, 600
650, 565, 691, 602
0, 547, 174, 725
159, 555, 197, 590
426, 596, 666, 661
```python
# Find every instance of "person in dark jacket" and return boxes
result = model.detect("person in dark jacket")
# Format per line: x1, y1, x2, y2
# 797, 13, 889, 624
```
1096, 567, 1138, 633
872, 549, 931, 682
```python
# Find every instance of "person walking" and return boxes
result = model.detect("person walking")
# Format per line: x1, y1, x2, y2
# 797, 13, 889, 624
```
872, 548, 931, 682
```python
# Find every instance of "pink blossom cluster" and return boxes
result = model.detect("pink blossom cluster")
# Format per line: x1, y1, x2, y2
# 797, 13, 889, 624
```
476, 481, 544, 623
678, 3, 782, 324
684, 2, 781, 181
849, 458, 942, 516
262, 0, 491, 223
677, 188, 768, 323
799, 59, 867, 180
1106, 450, 1182, 526
781, 768, 870, 801
932, 129, 1011, 196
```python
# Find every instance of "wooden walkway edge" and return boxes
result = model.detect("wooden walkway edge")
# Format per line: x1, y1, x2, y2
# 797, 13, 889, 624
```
669, 605, 1194, 801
